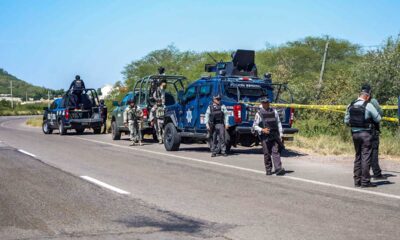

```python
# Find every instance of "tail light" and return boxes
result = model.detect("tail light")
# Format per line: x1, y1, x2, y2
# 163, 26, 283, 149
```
65, 109, 70, 120
233, 105, 242, 123
142, 108, 148, 119
289, 108, 295, 127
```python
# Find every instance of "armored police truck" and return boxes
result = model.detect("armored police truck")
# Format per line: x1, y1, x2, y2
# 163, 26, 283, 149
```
111, 75, 186, 140
42, 89, 103, 135
163, 49, 298, 151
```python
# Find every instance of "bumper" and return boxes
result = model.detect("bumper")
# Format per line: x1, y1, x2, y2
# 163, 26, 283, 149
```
65, 118, 102, 129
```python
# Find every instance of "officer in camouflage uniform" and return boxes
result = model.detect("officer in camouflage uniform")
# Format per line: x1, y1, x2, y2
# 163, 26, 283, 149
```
205, 95, 229, 157
150, 98, 165, 144
253, 97, 285, 176
124, 99, 143, 146
152, 79, 167, 106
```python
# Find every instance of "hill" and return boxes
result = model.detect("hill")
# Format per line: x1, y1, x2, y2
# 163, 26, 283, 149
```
0, 68, 63, 100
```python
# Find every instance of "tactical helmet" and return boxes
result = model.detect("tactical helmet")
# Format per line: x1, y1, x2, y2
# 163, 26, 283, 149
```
127, 99, 135, 104
75, 75, 80, 80
361, 83, 372, 95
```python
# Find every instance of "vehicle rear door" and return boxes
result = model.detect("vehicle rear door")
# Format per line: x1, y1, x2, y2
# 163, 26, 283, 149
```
197, 83, 213, 132
117, 93, 133, 129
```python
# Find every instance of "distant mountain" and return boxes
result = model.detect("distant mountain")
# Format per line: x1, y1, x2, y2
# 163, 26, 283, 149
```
0, 68, 63, 100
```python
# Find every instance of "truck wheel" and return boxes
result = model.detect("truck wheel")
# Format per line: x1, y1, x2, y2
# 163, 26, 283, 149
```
111, 121, 121, 140
58, 120, 66, 135
164, 123, 180, 151
93, 128, 101, 134
75, 129, 84, 134
42, 121, 53, 134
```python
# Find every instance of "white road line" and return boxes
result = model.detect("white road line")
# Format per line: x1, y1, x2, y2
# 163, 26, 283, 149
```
77, 137, 400, 201
18, 149, 36, 158
80, 176, 130, 195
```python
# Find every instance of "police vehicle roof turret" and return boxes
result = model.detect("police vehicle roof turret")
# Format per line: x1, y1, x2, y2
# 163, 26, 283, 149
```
205, 49, 258, 78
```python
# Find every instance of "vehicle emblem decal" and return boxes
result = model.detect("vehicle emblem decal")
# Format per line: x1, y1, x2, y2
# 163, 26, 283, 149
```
186, 109, 192, 123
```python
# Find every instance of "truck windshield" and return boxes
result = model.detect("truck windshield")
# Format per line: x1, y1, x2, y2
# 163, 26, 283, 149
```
223, 82, 273, 102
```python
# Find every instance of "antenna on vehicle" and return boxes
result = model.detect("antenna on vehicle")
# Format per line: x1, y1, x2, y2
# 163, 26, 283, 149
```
207, 52, 218, 63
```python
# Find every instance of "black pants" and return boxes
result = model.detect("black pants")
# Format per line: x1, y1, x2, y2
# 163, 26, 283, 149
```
352, 131, 372, 185
211, 124, 226, 154
262, 139, 282, 172
102, 117, 107, 134
371, 131, 382, 176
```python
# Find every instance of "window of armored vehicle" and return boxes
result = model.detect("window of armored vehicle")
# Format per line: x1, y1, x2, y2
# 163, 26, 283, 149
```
121, 93, 133, 106
199, 85, 212, 96
184, 86, 197, 102
223, 82, 269, 102
50, 101, 57, 110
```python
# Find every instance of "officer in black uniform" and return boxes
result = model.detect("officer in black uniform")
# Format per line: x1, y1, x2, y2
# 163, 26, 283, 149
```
99, 99, 108, 134
345, 88, 381, 188
361, 84, 386, 180
69, 75, 86, 93
253, 97, 285, 175
205, 95, 229, 157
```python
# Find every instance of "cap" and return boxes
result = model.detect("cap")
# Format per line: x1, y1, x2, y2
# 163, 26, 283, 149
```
361, 83, 371, 95
260, 97, 270, 103
213, 94, 221, 100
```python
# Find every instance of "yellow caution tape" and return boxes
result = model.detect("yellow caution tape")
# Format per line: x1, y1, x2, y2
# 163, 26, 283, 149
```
241, 102, 399, 123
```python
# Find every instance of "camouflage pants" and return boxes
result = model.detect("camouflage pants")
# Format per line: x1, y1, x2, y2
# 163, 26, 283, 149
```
154, 119, 164, 142
128, 120, 142, 142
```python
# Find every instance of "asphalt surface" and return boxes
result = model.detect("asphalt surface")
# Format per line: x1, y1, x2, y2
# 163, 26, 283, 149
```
0, 116, 400, 240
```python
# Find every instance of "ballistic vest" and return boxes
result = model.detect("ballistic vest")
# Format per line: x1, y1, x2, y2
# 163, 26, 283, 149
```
349, 100, 372, 128
259, 107, 278, 132
127, 106, 139, 121
209, 104, 224, 125
155, 105, 164, 118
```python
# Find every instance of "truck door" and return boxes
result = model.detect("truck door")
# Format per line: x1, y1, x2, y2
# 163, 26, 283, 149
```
198, 84, 212, 132
183, 85, 198, 130
117, 93, 133, 129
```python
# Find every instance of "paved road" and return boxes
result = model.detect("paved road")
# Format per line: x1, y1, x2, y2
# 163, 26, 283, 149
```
1, 116, 400, 240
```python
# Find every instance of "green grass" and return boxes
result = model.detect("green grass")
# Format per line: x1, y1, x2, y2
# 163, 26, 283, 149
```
26, 117, 42, 127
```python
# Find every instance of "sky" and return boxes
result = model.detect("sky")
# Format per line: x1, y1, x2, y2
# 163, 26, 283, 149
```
0, 0, 399, 90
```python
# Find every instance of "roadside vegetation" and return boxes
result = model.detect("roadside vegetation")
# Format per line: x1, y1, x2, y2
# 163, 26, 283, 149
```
0, 100, 47, 116
26, 116, 42, 127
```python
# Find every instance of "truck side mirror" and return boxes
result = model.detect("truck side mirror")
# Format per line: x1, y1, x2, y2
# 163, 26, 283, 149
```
112, 101, 120, 107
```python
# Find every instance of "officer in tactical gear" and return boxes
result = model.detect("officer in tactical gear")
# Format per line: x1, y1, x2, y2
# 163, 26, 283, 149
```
69, 75, 86, 93
152, 79, 167, 106
253, 97, 285, 176
205, 95, 229, 157
150, 98, 165, 144
99, 99, 108, 134
345, 88, 381, 188
124, 99, 143, 146
361, 84, 386, 180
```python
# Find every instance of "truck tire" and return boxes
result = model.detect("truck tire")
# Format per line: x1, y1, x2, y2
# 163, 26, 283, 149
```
42, 121, 53, 134
93, 127, 101, 134
111, 121, 121, 140
58, 120, 66, 135
164, 123, 180, 151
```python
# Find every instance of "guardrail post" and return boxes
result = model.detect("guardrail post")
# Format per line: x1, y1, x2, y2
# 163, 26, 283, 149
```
398, 96, 400, 125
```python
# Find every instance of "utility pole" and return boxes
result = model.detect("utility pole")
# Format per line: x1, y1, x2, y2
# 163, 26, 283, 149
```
10, 80, 14, 109
26, 91, 28, 102
316, 37, 329, 100
48, 91, 50, 109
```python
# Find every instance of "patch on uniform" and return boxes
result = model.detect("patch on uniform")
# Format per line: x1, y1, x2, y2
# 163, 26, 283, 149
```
186, 109, 192, 123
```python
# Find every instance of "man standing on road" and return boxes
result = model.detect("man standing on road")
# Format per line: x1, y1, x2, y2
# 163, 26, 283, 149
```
124, 99, 143, 146
345, 88, 381, 188
205, 95, 229, 157
150, 98, 165, 144
99, 99, 108, 134
253, 97, 285, 176
361, 84, 386, 180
